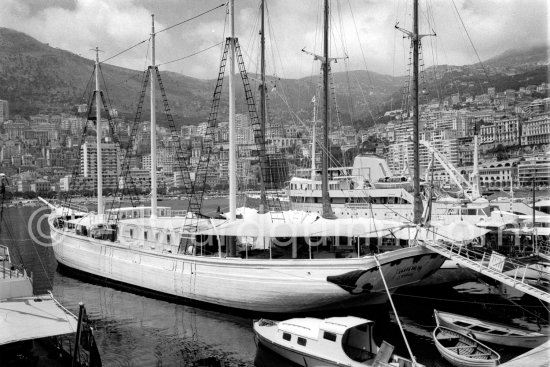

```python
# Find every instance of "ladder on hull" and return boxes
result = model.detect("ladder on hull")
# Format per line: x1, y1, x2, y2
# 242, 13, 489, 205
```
421, 240, 550, 304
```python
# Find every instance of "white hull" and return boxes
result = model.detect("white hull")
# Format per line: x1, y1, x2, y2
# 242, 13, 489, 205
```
256, 332, 345, 367
48, 214, 445, 313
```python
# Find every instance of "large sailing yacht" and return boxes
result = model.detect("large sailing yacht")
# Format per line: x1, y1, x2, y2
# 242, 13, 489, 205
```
45, 2, 444, 314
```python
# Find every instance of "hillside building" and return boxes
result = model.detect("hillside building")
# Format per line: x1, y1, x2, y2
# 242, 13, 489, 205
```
81, 141, 120, 190
517, 154, 550, 188
0, 100, 8, 123
521, 115, 550, 146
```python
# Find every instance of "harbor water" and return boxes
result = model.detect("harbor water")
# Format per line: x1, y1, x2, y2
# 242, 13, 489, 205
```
3, 200, 549, 366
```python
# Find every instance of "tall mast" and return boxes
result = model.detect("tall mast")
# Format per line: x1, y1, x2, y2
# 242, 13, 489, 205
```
150, 14, 158, 218
258, 0, 267, 213
411, 0, 423, 224
228, 0, 236, 221
311, 96, 317, 180
321, 0, 334, 219
472, 124, 480, 199
94, 47, 103, 215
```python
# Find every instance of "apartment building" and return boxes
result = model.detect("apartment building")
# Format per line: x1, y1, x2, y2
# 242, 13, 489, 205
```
0, 100, 8, 123
517, 154, 550, 187
479, 117, 520, 147
521, 115, 550, 146
81, 141, 120, 190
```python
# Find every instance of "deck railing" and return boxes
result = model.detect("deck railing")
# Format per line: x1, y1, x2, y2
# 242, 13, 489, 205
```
422, 240, 550, 303
0, 245, 28, 279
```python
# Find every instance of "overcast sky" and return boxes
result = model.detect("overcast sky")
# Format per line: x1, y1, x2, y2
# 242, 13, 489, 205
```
1, 0, 547, 80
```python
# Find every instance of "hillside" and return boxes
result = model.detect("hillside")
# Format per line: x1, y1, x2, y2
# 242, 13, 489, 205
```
0, 27, 402, 124
0, 27, 216, 122
0, 27, 547, 127
483, 45, 548, 71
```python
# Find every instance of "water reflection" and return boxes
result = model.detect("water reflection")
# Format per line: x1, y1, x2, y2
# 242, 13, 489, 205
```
254, 342, 300, 367
53, 274, 256, 367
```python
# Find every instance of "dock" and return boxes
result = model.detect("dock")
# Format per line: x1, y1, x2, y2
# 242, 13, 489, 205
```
500, 340, 550, 367
421, 240, 550, 304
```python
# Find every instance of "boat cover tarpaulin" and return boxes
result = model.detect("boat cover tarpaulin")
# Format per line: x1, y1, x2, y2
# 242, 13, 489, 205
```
393, 222, 490, 242
0, 294, 77, 345
203, 212, 403, 239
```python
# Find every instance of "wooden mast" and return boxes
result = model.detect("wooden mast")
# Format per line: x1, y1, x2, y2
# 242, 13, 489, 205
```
94, 47, 103, 215
321, 0, 335, 219
412, 0, 423, 224
258, 0, 268, 213
150, 14, 158, 218
228, 0, 236, 221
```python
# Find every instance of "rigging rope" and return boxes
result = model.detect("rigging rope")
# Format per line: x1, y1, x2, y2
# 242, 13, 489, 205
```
101, 3, 225, 65
450, 0, 491, 85
101, 39, 149, 65
156, 3, 226, 34
99, 64, 114, 111
345, 0, 377, 122
158, 42, 225, 67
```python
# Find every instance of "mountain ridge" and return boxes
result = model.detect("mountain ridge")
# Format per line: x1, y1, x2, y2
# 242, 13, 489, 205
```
0, 27, 547, 125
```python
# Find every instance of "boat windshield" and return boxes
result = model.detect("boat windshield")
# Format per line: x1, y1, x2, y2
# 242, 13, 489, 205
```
341, 323, 377, 362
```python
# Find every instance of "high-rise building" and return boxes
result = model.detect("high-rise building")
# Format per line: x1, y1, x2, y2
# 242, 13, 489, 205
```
0, 100, 9, 123
236, 114, 254, 145
81, 141, 120, 190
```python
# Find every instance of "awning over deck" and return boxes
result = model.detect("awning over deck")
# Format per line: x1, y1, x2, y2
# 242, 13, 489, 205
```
393, 222, 490, 242
202, 210, 402, 239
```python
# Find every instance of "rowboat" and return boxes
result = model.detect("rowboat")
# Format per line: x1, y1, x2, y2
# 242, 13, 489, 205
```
433, 326, 500, 367
434, 309, 548, 349
253, 316, 421, 367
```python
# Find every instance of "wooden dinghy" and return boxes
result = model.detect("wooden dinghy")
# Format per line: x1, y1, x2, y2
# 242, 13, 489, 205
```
434, 309, 548, 349
433, 326, 500, 367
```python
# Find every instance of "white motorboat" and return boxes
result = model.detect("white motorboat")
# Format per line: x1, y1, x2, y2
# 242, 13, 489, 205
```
254, 316, 421, 367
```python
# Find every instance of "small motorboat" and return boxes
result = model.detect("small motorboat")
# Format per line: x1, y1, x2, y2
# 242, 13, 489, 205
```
253, 316, 421, 367
433, 326, 500, 367
434, 309, 548, 349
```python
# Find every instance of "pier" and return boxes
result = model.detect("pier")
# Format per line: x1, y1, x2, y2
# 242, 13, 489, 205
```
500, 340, 550, 367
421, 240, 550, 304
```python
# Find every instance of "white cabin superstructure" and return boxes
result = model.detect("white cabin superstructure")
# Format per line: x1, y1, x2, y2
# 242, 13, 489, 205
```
287, 155, 499, 224
254, 316, 421, 367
